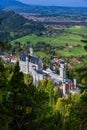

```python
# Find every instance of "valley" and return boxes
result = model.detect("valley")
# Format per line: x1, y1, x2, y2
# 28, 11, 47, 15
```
0, 7, 87, 67
0, 1, 87, 129
10, 26, 87, 58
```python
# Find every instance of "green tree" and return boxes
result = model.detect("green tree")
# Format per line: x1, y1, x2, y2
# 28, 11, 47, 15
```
24, 74, 33, 86
38, 78, 54, 107
4, 62, 36, 130
68, 91, 87, 130
0, 61, 7, 89
81, 39, 87, 51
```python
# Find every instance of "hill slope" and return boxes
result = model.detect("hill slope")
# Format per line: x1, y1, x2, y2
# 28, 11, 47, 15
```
0, 0, 29, 11
0, 0, 26, 7
0, 10, 45, 42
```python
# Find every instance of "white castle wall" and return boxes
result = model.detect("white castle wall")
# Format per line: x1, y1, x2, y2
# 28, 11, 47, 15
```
19, 52, 79, 96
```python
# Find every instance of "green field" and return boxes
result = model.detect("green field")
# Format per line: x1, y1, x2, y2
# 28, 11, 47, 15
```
66, 26, 87, 36
11, 33, 84, 47
56, 47, 87, 57
35, 52, 49, 59
10, 26, 87, 57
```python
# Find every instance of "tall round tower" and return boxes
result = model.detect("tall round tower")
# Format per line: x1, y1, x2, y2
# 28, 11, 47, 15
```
59, 61, 66, 82
63, 83, 66, 96
26, 56, 29, 74
73, 78, 77, 88
29, 46, 34, 56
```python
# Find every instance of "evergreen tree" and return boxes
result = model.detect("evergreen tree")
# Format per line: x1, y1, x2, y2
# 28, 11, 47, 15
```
0, 61, 7, 89
5, 62, 36, 129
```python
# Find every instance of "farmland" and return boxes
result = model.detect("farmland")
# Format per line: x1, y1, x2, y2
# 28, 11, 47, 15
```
11, 33, 84, 46
10, 26, 87, 57
57, 47, 87, 57
66, 26, 87, 36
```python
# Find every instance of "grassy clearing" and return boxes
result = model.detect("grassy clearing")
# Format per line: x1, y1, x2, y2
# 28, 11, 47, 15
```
10, 26, 87, 57
11, 33, 84, 47
56, 47, 87, 57
66, 26, 87, 36
34, 52, 48, 59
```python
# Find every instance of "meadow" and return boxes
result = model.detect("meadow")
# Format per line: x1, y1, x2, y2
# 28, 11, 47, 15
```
56, 47, 87, 57
10, 26, 87, 57
35, 52, 49, 59
11, 33, 84, 46
66, 26, 87, 36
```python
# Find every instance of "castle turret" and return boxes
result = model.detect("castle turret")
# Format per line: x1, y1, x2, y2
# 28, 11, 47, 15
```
29, 46, 34, 56
59, 61, 66, 82
73, 78, 77, 88
63, 83, 66, 96
26, 56, 29, 74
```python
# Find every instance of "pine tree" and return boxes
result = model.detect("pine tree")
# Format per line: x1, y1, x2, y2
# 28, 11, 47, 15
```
0, 61, 7, 89
7, 62, 35, 129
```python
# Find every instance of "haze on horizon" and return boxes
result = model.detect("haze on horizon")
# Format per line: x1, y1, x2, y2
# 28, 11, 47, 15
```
19, 0, 87, 7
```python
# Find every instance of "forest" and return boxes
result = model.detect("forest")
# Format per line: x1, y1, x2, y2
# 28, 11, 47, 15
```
0, 59, 87, 130
0, 10, 45, 42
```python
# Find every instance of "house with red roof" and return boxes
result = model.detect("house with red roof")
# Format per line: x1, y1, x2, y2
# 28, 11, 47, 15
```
11, 57, 18, 64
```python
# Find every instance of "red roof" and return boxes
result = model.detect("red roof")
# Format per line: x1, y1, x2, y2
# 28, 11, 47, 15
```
72, 58, 81, 64
11, 57, 18, 61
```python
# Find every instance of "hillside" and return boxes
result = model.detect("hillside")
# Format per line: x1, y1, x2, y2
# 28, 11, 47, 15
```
0, 10, 45, 42
0, 0, 25, 6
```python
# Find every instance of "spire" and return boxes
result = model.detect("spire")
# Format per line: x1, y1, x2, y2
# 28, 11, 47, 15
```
26, 56, 29, 74
29, 44, 34, 56
63, 83, 66, 97
73, 78, 77, 88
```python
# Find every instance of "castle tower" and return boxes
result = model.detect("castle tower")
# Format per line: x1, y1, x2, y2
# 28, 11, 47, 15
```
29, 46, 34, 56
59, 61, 66, 82
26, 56, 29, 74
73, 78, 77, 88
63, 83, 66, 96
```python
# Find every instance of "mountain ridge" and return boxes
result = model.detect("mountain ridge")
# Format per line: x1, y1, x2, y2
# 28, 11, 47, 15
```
0, 0, 26, 6
0, 0, 87, 13
0, 0, 29, 11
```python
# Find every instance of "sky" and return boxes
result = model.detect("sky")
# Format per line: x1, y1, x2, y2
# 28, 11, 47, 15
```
19, 0, 87, 7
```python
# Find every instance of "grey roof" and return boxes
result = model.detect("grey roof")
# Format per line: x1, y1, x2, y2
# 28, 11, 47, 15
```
60, 61, 65, 64
20, 53, 42, 65
20, 53, 27, 61
36, 70, 43, 74
65, 78, 72, 82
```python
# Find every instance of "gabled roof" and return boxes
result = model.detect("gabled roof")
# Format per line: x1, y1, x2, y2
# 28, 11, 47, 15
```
60, 61, 65, 64
11, 57, 18, 61
20, 53, 27, 61
65, 78, 72, 82
20, 53, 42, 65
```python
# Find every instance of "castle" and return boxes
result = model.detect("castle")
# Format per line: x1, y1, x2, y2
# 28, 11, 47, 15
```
19, 47, 80, 96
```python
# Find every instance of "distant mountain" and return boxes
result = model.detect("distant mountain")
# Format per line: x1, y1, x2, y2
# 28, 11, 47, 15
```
0, 0, 27, 7
0, 0, 87, 15
0, 0, 28, 11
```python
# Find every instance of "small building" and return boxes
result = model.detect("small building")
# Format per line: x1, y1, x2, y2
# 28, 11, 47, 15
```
11, 57, 18, 64
72, 58, 81, 64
